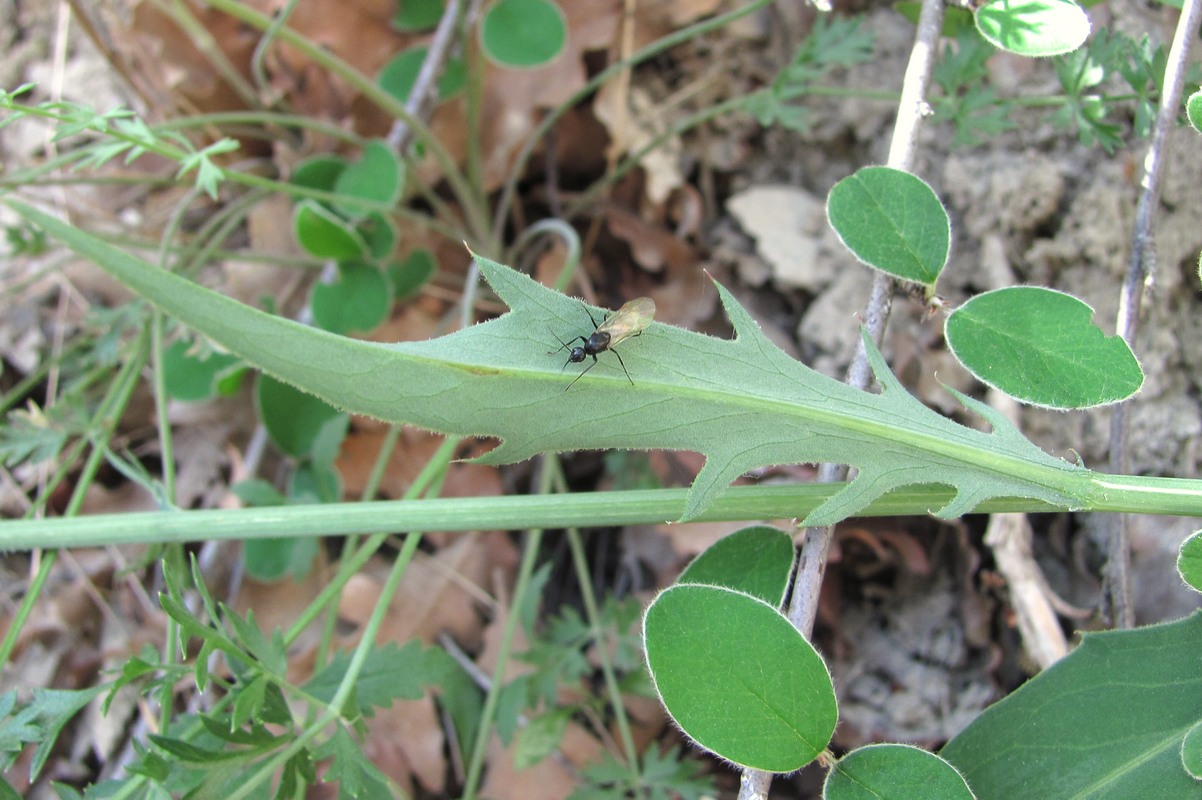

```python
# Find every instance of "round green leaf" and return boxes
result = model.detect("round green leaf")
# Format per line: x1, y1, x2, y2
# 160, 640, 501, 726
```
975, 0, 1090, 57
311, 261, 391, 335
942, 614, 1202, 798
945, 286, 1144, 409
162, 338, 244, 401
643, 584, 837, 772
394, 0, 445, 31
1183, 720, 1202, 779
289, 454, 344, 504
293, 200, 367, 260
825, 744, 973, 800
388, 249, 437, 300
1186, 90, 1202, 134
244, 537, 319, 582
827, 166, 949, 287
678, 526, 795, 607
333, 140, 403, 219
359, 212, 397, 261
291, 156, 346, 193
378, 46, 467, 105
1176, 531, 1202, 594
479, 0, 567, 68
256, 373, 345, 458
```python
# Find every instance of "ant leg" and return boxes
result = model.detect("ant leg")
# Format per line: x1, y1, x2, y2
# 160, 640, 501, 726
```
612, 348, 634, 385
548, 334, 587, 356
564, 354, 598, 391
579, 299, 602, 330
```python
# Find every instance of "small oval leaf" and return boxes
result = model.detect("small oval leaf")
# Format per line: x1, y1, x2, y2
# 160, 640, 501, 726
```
480, 0, 567, 68
333, 140, 403, 219
393, 0, 444, 31
678, 526, 795, 607
291, 156, 346, 193
644, 584, 837, 772
359, 211, 397, 261
311, 261, 391, 335
945, 286, 1144, 409
256, 373, 345, 458
827, 166, 950, 287
162, 339, 244, 401
389, 249, 437, 300
1177, 531, 1202, 594
975, 0, 1090, 57
378, 46, 466, 105
1183, 720, 1202, 779
293, 200, 366, 260
1187, 90, 1202, 134
825, 744, 974, 800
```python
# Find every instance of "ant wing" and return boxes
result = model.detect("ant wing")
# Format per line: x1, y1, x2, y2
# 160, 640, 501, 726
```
597, 297, 655, 347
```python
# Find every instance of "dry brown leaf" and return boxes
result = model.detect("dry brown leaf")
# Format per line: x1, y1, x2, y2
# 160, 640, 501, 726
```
362, 694, 448, 795
603, 207, 694, 274
480, 721, 602, 800
344, 533, 515, 648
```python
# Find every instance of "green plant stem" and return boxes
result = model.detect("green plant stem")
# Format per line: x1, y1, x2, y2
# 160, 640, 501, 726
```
0, 337, 92, 415
282, 435, 460, 646
234, 441, 456, 800
0, 325, 151, 665
460, 461, 552, 799
6, 475, 1198, 550
565, 521, 640, 783
155, 110, 364, 145
308, 424, 405, 696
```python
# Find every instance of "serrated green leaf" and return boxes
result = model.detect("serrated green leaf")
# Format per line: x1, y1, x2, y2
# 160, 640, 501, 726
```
6, 200, 1101, 526
514, 708, 572, 769
825, 744, 973, 799
316, 726, 392, 799
946, 286, 1144, 408
644, 585, 837, 771
149, 734, 239, 763
0, 687, 104, 778
942, 611, 1202, 798
222, 607, 287, 676
230, 675, 269, 731
303, 640, 450, 717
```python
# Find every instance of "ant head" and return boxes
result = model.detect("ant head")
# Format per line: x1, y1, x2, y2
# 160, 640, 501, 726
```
568, 346, 587, 363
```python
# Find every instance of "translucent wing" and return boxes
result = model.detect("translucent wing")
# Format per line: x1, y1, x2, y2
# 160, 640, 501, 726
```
597, 297, 655, 348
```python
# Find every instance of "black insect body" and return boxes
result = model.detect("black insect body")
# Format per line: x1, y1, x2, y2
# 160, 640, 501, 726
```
550, 297, 655, 391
